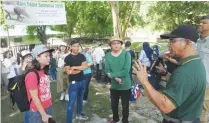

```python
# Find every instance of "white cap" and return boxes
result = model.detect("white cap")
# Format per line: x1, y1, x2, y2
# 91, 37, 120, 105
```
59, 42, 67, 46
21, 50, 31, 57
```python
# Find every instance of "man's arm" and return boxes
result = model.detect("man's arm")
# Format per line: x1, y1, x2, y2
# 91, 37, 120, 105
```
71, 61, 88, 71
87, 63, 93, 67
133, 61, 176, 114
29, 89, 49, 117
142, 81, 176, 114
163, 55, 178, 64
64, 66, 81, 75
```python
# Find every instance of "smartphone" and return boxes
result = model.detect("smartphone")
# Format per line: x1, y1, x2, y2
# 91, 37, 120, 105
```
48, 118, 56, 123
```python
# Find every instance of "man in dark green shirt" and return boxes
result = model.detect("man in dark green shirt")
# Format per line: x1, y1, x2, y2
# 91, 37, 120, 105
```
105, 37, 132, 123
133, 25, 206, 123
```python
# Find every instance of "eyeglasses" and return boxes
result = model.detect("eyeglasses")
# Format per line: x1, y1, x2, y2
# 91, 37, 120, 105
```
111, 42, 121, 45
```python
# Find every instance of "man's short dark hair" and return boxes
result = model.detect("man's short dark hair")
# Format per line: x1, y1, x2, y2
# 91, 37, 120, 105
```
29, 44, 35, 52
201, 15, 209, 20
70, 39, 80, 46
125, 41, 131, 47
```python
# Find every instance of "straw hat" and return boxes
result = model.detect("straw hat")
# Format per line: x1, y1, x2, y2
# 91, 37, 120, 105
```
108, 37, 123, 46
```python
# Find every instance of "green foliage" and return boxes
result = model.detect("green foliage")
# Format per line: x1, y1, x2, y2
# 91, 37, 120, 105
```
119, 1, 145, 28
147, 1, 209, 31
52, 2, 81, 38
0, 4, 4, 25
53, 1, 145, 38
76, 1, 112, 36
52, 2, 113, 38
23, 35, 39, 44
26, 26, 36, 40
26, 26, 47, 44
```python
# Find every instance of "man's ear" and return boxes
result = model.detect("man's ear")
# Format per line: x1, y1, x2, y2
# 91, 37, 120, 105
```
183, 39, 191, 49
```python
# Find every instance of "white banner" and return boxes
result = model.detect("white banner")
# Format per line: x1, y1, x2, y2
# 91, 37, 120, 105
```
3, 1, 67, 25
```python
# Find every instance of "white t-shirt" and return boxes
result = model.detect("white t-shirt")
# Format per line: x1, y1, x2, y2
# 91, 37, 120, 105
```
2, 58, 12, 68
57, 53, 70, 68
92, 47, 105, 64
139, 50, 151, 67
7, 64, 19, 79
1, 58, 11, 74
4, 58, 20, 79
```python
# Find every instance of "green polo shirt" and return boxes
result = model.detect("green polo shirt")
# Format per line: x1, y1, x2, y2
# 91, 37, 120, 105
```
162, 55, 206, 120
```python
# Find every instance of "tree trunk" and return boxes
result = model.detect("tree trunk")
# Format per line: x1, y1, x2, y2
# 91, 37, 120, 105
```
121, 1, 135, 41
110, 1, 121, 37
37, 26, 47, 44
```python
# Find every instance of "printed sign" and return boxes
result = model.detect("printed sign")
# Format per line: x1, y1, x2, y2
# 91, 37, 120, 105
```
3, 1, 67, 25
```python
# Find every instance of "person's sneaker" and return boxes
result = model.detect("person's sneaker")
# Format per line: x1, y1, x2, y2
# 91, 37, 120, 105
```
76, 113, 88, 120
65, 94, 69, 101
60, 92, 65, 100
107, 120, 120, 123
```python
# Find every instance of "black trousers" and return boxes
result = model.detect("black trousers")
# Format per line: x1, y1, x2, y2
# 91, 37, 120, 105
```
162, 118, 200, 123
110, 89, 131, 123
96, 64, 102, 81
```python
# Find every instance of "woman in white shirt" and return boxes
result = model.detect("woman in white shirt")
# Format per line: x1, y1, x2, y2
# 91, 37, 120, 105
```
56, 45, 70, 101
2, 51, 19, 86
139, 42, 153, 70
1, 51, 12, 87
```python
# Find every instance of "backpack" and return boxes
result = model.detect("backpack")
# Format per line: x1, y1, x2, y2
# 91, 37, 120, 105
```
7, 69, 40, 112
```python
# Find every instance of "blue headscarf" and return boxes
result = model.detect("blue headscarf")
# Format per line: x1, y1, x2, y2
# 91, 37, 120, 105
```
143, 42, 152, 62
153, 45, 159, 61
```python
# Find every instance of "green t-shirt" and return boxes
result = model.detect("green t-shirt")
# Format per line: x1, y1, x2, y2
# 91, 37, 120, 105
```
162, 55, 206, 120
105, 50, 132, 90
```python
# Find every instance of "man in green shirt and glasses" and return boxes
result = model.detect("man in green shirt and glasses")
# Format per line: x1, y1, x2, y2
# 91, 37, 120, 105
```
133, 25, 206, 123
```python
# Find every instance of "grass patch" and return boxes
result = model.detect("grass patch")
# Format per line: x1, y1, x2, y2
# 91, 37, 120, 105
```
1, 82, 112, 123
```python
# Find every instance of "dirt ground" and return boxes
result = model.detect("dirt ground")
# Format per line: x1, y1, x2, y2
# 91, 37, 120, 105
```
1, 80, 208, 123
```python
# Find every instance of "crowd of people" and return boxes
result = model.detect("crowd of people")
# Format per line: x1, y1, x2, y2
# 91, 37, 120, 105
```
1, 15, 209, 123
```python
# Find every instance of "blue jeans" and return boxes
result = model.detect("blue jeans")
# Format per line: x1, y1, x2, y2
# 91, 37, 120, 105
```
66, 80, 86, 123
24, 111, 29, 123
83, 73, 91, 101
25, 106, 52, 123
50, 68, 56, 80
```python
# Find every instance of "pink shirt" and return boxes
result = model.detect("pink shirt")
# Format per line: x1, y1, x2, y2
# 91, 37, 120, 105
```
25, 70, 52, 111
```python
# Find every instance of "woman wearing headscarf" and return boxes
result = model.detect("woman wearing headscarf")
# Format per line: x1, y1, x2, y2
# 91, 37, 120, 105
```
139, 42, 153, 70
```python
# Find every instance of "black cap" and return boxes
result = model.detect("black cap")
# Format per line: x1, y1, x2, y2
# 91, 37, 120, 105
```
201, 15, 209, 20
160, 25, 199, 42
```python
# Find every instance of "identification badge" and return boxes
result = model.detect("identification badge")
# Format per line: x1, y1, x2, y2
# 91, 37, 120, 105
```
72, 81, 75, 84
